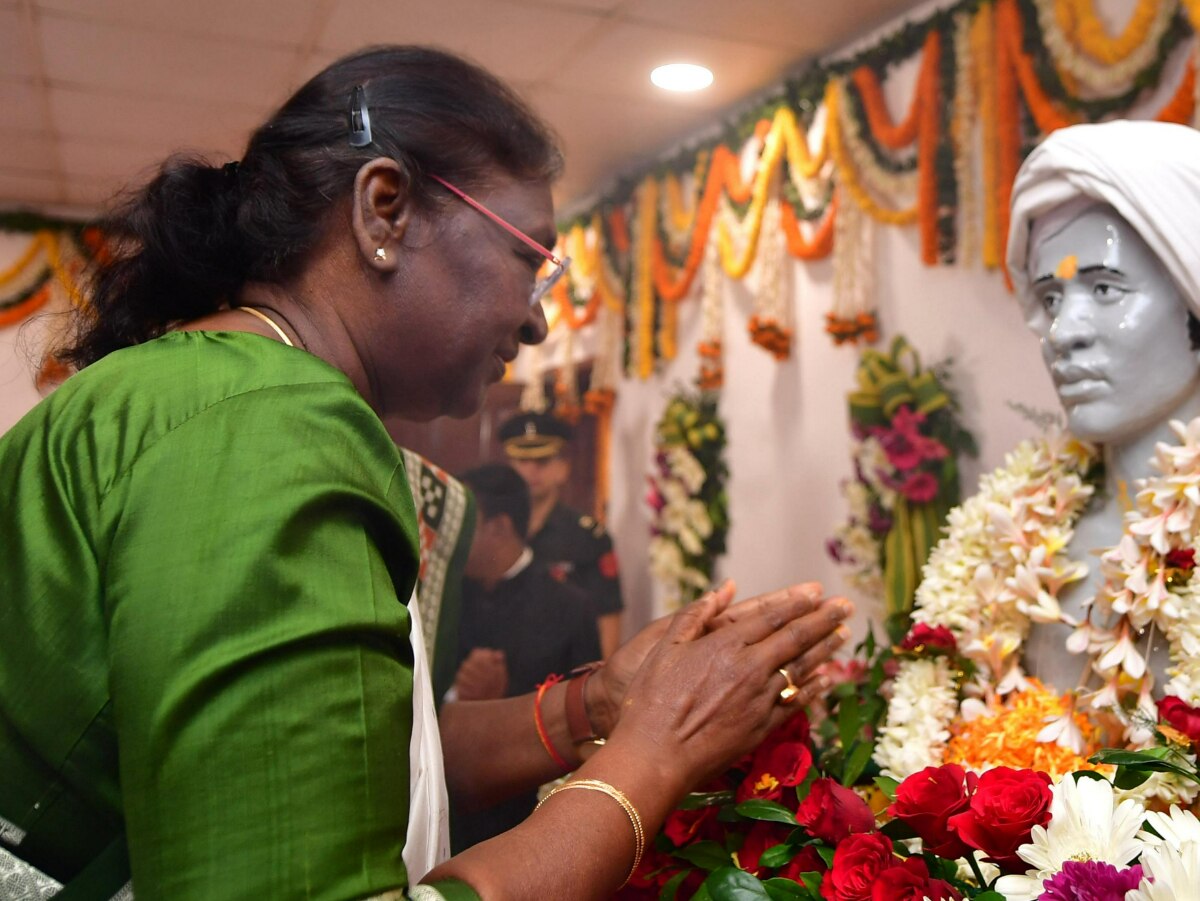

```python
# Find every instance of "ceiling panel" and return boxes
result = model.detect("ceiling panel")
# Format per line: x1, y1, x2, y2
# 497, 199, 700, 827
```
0, 7, 37, 81
38, 14, 300, 107
319, 0, 604, 83
0, 81, 53, 135
49, 86, 264, 153
0, 0, 934, 216
34, 0, 325, 47
554, 19, 796, 108
627, 0, 932, 54
0, 134, 57, 174
0, 170, 62, 205
529, 85, 712, 206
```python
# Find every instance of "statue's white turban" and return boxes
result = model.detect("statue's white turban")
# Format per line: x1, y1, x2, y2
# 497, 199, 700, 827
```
1006, 120, 1200, 313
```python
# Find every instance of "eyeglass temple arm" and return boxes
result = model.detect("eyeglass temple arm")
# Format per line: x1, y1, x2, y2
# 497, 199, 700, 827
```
428, 173, 563, 266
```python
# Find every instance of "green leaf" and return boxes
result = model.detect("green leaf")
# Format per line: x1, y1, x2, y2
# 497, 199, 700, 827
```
735, 800, 798, 825
842, 740, 874, 787
762, 877, 811, 901
838, 694, 863, 749
873, 775, 900, 800
703, 866, 771, 900
660, 870, 691, 901
816, 846, 836, 868
799, 871, 822, 896
974, 893, 1006, 901
1072, 769, 1110, 783
758, 843, 799, 869
692, 885, 714, 901
880, 817, 917, 841
1113, 767, 1154, 791
674, 841, 733, 871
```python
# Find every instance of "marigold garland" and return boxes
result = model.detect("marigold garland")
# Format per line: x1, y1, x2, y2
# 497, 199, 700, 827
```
827, 79, 919, 226
1055, 0, 1162, 64
851, 63, 922, 151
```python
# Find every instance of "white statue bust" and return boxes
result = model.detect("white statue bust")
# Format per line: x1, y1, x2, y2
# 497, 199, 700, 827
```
1007, 120, 1200, 689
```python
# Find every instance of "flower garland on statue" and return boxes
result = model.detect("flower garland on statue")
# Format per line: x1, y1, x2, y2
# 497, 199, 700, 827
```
646, 390, 729, 609
875, 421, 1200, 815
828, 337, 977, 638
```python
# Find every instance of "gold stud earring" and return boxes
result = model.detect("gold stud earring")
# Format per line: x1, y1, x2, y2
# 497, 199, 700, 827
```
375, 247, 387, 262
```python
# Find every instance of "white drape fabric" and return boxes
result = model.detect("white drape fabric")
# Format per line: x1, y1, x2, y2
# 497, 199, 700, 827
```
403, 588, 451, 885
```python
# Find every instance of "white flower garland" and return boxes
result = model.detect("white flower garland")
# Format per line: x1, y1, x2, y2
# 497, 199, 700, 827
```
951, 10, 979, 267
831, 187, 873, 327
877, 422, 1200, 788
751, 197, 787, 327
834, 78, 919, 203
1031, 0, 1177, 96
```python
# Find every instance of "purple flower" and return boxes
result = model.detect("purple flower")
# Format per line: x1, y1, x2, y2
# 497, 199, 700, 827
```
826, 538, 844, 563
1038, 861, 1143, 901
867, 504, 893, 535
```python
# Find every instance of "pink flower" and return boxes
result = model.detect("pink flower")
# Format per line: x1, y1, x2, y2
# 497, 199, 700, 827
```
1037, 860, 1143, 900
878, 406, 949, 471
900, 471, 939, 503
899, 624, 957, 654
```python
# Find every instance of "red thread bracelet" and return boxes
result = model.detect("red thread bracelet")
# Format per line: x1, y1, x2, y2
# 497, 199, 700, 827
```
534, 674, 572, 772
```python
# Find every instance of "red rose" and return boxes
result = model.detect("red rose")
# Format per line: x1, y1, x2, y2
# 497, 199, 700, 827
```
899, 624, 958, 655
778, 844, 827, 882
1165, 547, 1196, 571
1159, 695, 1200, 745
946, 767, 1052, 870
823, 832, 894, 901
796, 777, 875, 844
871, 858, 962, 901
888, 764, 977, 859
663, 804, 720, 847
737, 820, 791, 876
736, 715, 813, 803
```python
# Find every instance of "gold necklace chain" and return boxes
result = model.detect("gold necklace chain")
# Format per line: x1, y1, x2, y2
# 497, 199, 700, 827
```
239, 306, 295, 347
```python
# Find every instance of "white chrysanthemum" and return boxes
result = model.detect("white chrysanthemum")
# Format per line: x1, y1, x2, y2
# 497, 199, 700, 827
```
993, 775, 1145, 901
1126, 840, 1200, 901
648, 536, 683, 583
1141, 806, 1200, 849
666, 445, 706, 495
873, 657, 958, 779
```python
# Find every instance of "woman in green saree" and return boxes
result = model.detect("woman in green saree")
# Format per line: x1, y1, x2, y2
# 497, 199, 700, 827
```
0, 46, 852, 900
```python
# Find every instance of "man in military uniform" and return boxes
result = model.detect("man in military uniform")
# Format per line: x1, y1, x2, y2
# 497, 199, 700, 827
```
498, 411, 624, 658
448, 463, 599, 851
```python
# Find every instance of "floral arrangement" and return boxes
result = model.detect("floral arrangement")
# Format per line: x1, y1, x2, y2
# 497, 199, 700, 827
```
627, 418, 1200, 899
618, 627, 1200, 900
828, 337, 976, 638
646, 389, 729, 609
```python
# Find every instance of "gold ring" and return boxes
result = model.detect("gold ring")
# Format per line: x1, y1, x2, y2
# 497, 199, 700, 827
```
777, 668, 799, 704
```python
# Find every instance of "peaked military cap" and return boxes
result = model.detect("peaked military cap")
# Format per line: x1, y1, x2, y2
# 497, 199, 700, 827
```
498, 411, 573, 460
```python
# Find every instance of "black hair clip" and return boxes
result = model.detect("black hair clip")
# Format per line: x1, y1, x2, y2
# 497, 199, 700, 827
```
349, 85, 373, 147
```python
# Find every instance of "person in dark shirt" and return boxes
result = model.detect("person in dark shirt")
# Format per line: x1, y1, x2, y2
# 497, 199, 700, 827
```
449, 464, 600, 851
498, 411, 624, 658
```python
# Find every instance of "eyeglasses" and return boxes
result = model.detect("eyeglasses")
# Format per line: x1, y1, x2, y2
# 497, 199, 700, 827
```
428, 174, 570, 307
349, 85, 568, 306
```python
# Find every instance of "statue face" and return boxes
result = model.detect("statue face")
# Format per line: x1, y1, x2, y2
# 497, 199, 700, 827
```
1023, 204, 1200, 443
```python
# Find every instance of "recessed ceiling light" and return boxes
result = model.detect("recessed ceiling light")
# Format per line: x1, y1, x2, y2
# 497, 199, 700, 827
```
650, 63, 713, 92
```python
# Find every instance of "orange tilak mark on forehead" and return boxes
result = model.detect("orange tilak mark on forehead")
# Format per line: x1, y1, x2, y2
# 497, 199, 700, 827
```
1055, 255, 1079, 279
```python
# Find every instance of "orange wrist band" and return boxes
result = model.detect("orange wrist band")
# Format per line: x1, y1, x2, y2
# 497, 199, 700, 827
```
534, 674, 571, 772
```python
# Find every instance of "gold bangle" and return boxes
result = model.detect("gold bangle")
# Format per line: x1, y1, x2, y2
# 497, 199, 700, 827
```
535, 778, 644, 886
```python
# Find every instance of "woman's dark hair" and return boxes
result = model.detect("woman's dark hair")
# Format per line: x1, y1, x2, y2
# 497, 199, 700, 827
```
459, 463, 531, 539
63, 45, 563, 367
